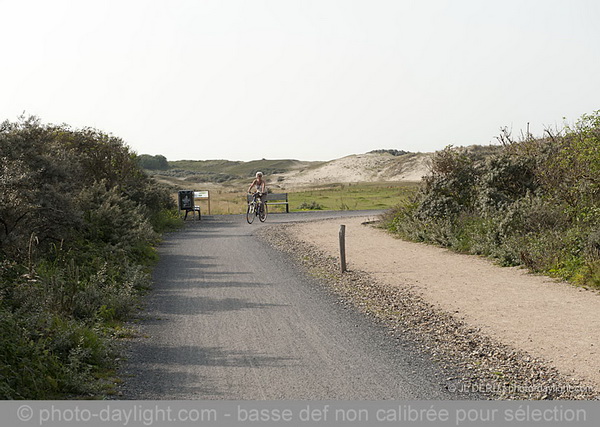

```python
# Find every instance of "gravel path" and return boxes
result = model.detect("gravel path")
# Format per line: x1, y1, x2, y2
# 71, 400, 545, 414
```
119, 213, 474, 399
259, 216, 600, 400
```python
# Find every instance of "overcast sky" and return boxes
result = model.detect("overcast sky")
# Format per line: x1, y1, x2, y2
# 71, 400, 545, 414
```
2, 0, 599, 161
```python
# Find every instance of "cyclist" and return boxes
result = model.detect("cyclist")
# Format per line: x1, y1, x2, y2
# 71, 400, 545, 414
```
247, 171, 267, 209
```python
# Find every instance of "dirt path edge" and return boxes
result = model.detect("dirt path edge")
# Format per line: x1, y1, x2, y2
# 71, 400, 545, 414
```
259, 222, 599, 400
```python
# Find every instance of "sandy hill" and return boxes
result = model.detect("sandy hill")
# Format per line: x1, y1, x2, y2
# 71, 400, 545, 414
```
149, 151, 431, 189
277, 151, 430, 188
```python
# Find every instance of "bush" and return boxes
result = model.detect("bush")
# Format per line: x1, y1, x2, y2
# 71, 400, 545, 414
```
297, 201, 324, 210
0, 308, 64, 399
369, 149, 411, 156
76, 182, 159, 261
384, 111, 600, 289
0, 116, 180, 398
417, 146, 481, 220
137, 154, 169, 170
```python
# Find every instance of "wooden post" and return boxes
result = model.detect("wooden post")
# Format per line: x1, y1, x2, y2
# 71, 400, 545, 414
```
339, 224, 347, 273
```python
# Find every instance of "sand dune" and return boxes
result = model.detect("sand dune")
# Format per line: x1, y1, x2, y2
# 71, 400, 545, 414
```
278, 152, 430, 187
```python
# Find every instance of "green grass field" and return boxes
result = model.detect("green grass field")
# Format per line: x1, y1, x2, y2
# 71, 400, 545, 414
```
191, 182, 420, 215
288, 182, 418, 211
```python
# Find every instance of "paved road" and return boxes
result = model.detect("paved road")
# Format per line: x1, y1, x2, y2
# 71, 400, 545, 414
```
121, 211, 456, 399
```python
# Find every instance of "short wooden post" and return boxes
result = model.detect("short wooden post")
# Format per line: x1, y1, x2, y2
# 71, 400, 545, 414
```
339, 225, 347, 273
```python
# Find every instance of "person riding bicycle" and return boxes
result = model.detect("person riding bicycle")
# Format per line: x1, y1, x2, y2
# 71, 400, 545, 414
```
247, 171, 267, 207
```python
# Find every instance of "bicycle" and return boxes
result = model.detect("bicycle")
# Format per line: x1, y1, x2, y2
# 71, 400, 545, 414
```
246, 192, 268, 224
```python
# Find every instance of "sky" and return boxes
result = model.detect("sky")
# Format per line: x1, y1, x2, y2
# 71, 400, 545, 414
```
2, 0, 599, 161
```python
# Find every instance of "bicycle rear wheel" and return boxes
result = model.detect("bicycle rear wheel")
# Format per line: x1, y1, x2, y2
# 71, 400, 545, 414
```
246, 203, 255, 224
259, 202, 268, 222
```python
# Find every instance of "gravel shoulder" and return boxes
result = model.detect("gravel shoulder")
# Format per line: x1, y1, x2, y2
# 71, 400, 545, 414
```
259, 216, 600, 400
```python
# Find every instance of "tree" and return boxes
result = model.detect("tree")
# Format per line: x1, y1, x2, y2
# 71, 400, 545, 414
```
137, 154, 169, 170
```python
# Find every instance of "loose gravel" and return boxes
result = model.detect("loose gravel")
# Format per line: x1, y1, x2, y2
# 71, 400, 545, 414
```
259, 222, 599, 400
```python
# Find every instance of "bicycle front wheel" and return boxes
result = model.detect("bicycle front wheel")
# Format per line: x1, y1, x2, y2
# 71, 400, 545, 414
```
246, 203, 255, 224
259, 202, 268, 222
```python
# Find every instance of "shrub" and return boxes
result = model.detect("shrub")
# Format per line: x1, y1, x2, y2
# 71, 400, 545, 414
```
0, 116, 178, 398
384, 111, 600, 289
75, 182, 159, 262
417, 146, 481, 220
137, 154, 169, 170
369, 149, 411, 156
0, 308, 64, 399
0, 117, 80, 259
297, 201, 324, 210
